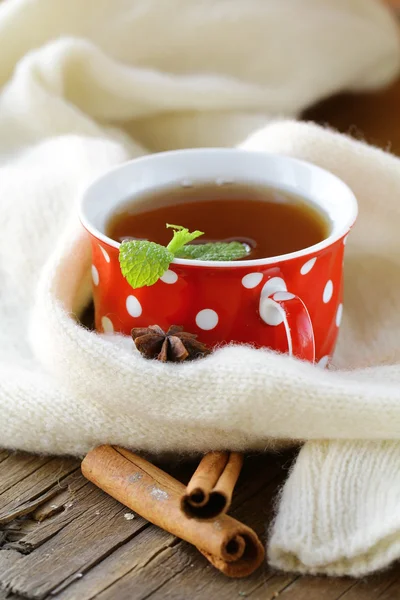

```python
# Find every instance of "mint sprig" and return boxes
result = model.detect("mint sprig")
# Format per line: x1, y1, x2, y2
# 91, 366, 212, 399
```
119, 224, 249, 289
176, 241, 247, 261
166, 223, 204, 254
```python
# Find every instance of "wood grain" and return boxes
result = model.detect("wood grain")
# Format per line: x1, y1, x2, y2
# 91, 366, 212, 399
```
54, 453, 286, 600
1, 484, 149, 598
338, 571, 400, 600
0, 454, 51, 496
0, 449, 400, 599
0, 458, 78, 524
4, 471, 91, 551
0, 452, 9, 465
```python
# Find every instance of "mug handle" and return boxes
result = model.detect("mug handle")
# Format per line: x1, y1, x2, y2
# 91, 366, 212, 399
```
259, 290, 315, 362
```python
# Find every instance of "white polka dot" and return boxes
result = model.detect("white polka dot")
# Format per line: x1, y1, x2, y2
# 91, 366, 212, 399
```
196, 309, 218, 331
259, 298, 284, 326
317, 355, 329, 369
160, 269, 178, 284
336, 303, 343, 327
99, 245, 110, 263
242, 272, 263, 289
126, 295, 142, 317
273, 291, 295, 301
101, 316, 114, 334
323, 280, 333, 303
300, 257, 317, 275
343, 235, 348, 245
261, 277, 287, 298
91, 265, 99, 286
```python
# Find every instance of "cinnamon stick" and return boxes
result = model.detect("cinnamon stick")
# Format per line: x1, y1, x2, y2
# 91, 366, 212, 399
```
181, 451, 243, 520
81, 446, 264, 578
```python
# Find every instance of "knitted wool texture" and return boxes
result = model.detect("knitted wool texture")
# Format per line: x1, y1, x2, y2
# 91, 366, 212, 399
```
1, 0, 400, 576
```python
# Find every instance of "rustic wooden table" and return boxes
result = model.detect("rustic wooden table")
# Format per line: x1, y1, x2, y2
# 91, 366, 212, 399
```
1, 78, 400, 599
1, 449, 400, 600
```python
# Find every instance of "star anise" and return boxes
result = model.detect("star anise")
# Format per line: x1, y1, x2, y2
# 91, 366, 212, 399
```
131, 325, 211, 362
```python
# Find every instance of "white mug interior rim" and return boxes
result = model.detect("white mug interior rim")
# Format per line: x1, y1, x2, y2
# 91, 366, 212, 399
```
79, 148, 358, 268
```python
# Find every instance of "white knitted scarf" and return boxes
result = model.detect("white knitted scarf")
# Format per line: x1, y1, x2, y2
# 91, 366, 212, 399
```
1, 0, 400, 577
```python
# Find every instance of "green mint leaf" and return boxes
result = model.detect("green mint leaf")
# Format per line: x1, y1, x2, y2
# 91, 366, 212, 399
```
166, 224, 204, 255
119, 240, 174, 288
176, 241, 249, 261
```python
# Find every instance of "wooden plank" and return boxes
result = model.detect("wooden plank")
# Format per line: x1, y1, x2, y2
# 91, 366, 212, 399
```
228, 452, 290, 507
1, 485, 149, 599
338, 569, 400, 600
1, 449, 398, 600
32, 479, 84, 522
56, 527, 174, 600
244, 573, 300, 600
0, 549, 22, 572
54, 453, 288, 600
95, 540, 211, 600
147, 475, 294, 600
270, 575, 355, 600
0, 589, 19, 600
90, 462, 289, 600
0, 551, 23, 600
0, 587, 23, 600
0, 454, 51, 496
4, 472, 93, 551
141, 461, 292, 600
0, 458, 79, 523
0, 451, 9, 464
369, 571, 400, 600
31, 470, 90, 524
138, 557, 292, 600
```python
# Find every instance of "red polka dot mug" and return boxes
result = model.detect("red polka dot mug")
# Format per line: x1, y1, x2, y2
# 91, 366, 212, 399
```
80, 149, 357, 366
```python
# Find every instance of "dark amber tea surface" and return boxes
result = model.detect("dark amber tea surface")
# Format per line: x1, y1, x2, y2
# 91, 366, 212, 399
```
106, 182, 329, 260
